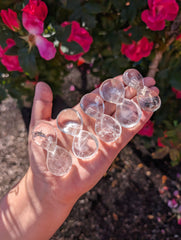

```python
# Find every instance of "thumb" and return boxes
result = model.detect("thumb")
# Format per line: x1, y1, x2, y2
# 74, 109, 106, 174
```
29, 82, 53, 131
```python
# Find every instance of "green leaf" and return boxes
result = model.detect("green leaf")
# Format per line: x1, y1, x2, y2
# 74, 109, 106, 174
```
0, 86, 7, 102
121, 2, 137, 23
55, 25, 71, 42
81, 13, 97, 28
0, 29, 13, 48
64, 0, 81, 10
152, 147, 170, 159
129, 26, 145, 42
120, 31, 132, 44
166, 130, 176, 138
83, 3, 103, 14
5, 45, 18, 55
169, 149, 180, 162
18, 48, 38, 79
60, 41, 83, 55
170, 72, 181, 90
0, 0, 15, 9
112, 0, 125, 9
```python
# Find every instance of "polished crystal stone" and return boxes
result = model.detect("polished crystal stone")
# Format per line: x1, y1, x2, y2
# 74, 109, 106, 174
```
80, 93, 105, 119
115, 99, 142, 128
137, 86, 161, 112
57, 108, 83, 136
32, 121, 57, 153
72, 130, 99, 159
47, 145, 72, 176
99, 78, 125, 104
95, 114, 122, 142
122, 68, 144, 90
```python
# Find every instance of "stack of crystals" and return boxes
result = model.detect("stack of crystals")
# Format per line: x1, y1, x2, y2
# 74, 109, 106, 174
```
32, 121, 72, 176
122, 69, 161, 112
56, 108, 99, 160
31, 68, 161, 176
99, 77, 142, 128
80, 92, 122, 142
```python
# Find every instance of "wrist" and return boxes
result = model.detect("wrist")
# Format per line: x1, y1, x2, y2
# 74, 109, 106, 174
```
0, 168, 75, 240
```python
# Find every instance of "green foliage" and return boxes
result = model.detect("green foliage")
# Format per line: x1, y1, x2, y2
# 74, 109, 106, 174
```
152, 122, 181, 166
18, 47, 38, 78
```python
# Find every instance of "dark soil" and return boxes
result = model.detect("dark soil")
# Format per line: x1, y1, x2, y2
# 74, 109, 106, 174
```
0, 68, 181, 240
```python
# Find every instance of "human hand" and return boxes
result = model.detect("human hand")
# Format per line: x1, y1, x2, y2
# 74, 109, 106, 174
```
28, 75, 159, 207
0, 75, 159, 240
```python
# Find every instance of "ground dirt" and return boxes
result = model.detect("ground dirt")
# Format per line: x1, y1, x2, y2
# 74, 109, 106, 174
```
0, 68, 181, 240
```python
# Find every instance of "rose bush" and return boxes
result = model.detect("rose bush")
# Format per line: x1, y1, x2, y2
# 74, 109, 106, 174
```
0, 0, 181, 168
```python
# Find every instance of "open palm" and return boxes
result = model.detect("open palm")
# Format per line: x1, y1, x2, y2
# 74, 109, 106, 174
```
28, 75, 158, 205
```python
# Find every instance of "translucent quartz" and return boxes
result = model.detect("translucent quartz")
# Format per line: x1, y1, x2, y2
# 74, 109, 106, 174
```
115, 99, 142, 128
47, 145, 72, 176
99, 78, 125, 104
95, 114, 122, 142
72, 130, 99, 159
57, 108, 83, 136
80, 93, 105, 119
122, 68, 144, 90
32, 121, 57, 153
137, 86, 161, 112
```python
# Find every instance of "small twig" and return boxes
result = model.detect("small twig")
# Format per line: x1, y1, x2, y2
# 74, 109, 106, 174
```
147, 51, 163, 78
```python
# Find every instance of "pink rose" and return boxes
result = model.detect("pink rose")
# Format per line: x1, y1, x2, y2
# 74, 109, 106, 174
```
141, 0, 179, 31
172, 87, 181, 99
138, 120, 154, 137
121, 37, 153, 62
0, 9, 20, 31
22, 12, 56, 60
0, 39, 23, 72
22, 0, 48, 22
59, 21, 93, 61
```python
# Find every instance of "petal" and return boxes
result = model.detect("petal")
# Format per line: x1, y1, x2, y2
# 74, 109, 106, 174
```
1, 55, 23, 72
3, 38, 16, 53
22, 12, 44, 35
22, 0, 48, 22
35, 35, 56, 60
0, 45, 4, 58
0, 9, 20, 31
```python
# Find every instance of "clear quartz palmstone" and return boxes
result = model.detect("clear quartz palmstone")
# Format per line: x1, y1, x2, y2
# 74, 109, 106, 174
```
115, 99, 142, 128
32, 121, 57, 153
99, 78, 125, 104
95, 114, 122, 142
72, 130, 99, 160
56, 108, 83, 136
47, 145, 72, 176
137, 86, 161, 112
122, 68, 144, 90
80, 93, 105, 120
